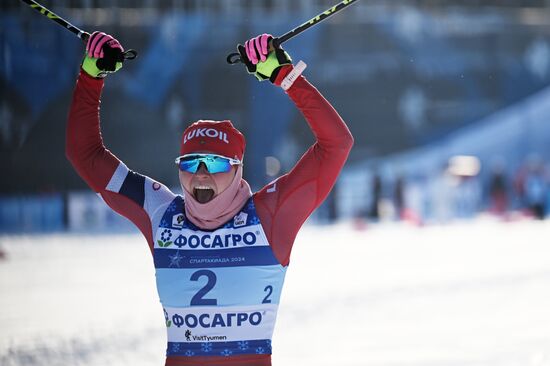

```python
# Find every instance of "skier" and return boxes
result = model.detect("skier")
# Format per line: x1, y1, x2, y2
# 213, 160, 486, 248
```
66, 31, 353, 366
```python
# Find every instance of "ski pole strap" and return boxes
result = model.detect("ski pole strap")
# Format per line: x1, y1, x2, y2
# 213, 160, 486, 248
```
281, 61, 307, 91
122, 49, 138, 60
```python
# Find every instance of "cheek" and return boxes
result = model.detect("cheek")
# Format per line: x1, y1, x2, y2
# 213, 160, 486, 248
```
222, 173, 235, 186
215, 170, 237, 192
179, 171, 193, 191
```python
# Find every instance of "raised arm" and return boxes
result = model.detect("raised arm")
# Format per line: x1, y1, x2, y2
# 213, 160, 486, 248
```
255, 70, 353, 266
237, 34, 353, 266
66, 32, 174, 251
66, 70, 118, 191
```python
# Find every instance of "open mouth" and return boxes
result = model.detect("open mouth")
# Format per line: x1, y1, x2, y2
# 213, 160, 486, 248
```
193, 187, 215, 203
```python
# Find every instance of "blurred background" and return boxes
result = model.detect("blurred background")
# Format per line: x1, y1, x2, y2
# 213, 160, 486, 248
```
1, 0, 550, 230
2, 1, 550, 366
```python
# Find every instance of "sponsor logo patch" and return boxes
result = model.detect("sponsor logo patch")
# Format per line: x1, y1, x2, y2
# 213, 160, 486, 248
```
234, 212, 248, 228
172, 214, 185, 228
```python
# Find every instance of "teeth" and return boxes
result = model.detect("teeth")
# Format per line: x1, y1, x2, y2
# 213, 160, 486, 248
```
194, 186, 213, 190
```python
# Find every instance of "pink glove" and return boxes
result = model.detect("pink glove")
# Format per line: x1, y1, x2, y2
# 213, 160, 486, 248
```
244, 33, 272, 65
86, 31, 124, 59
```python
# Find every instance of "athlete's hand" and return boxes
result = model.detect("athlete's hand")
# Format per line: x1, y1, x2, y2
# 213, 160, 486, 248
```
82, 31, 124, 78
237, 34, 292, 83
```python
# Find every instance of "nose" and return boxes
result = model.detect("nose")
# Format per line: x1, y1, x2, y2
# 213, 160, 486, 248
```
195, 162, 210, 175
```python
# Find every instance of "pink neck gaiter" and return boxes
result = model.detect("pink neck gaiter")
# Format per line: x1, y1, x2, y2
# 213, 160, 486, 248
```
182, 166, 252, 230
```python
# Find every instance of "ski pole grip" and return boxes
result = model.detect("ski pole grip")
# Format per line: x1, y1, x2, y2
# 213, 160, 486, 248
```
95, 49, 138, 69
226, 37, 282, 65
82, 32, 137, 64
271, 37, 281, 49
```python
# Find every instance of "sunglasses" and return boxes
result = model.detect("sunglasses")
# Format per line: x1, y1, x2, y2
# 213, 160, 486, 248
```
175, 154, 241, 174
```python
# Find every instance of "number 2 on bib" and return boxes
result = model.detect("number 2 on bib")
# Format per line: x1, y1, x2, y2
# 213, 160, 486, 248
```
190, 270, 217, 306
189, 270, 274, 306
262, 285, 273, 304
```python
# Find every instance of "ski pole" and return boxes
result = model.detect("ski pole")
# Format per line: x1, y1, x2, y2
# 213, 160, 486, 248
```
19, 0, 137, 62
226, 0, 360, 64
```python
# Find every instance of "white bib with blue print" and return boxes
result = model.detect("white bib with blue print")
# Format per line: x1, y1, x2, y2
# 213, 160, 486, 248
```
153, 196, 286, 357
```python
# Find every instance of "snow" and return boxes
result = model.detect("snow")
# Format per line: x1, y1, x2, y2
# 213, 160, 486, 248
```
1, 219, 550, 365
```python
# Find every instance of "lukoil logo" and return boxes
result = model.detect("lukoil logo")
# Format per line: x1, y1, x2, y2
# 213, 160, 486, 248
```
183, 128, 229, 144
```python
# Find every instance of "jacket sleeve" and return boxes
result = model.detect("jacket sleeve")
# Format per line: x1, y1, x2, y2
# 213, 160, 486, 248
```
66, 70, 174, 251
254, 68, 354, 266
